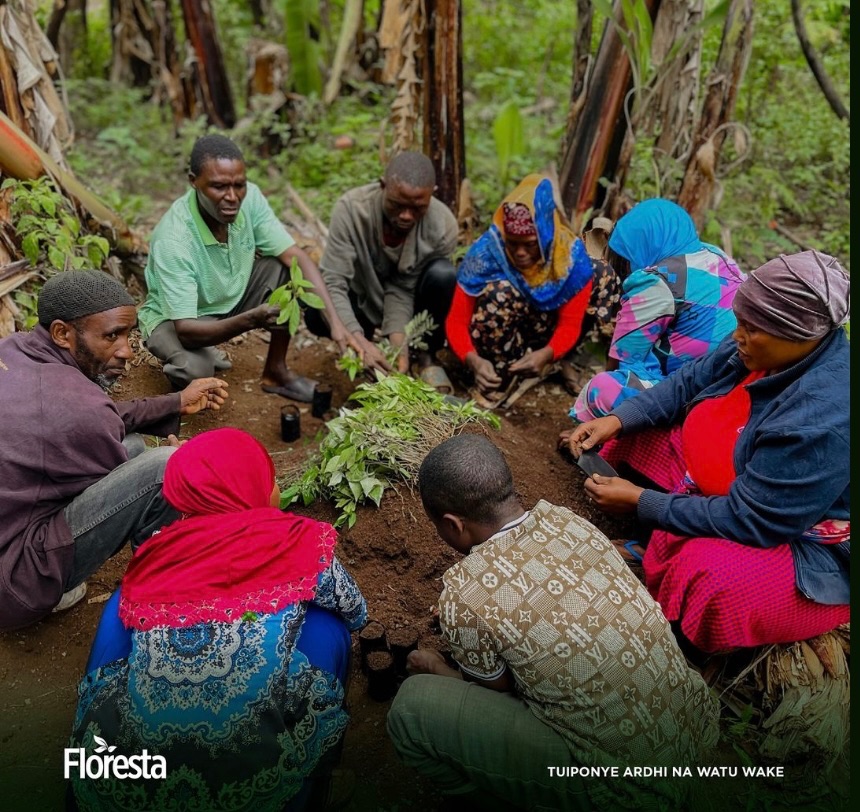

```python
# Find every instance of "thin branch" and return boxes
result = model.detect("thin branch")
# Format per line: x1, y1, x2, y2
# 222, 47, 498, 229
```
790, 0, 849, 122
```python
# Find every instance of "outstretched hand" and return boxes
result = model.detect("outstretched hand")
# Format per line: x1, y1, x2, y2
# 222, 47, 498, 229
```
247, 303, 282, 330
354, 334, 392, 374
466, 353, 502, 393
179, 377, 229, 415
330, 320, 363, 356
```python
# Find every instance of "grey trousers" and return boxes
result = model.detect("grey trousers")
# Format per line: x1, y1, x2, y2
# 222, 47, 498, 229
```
145, 256, 287, 388
62, 436, 179, 590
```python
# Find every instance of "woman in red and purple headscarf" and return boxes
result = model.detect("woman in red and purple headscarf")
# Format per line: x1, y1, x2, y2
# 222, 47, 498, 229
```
446, 174, 621, 403
566, 251, 849, 656
70, 428, 366, 812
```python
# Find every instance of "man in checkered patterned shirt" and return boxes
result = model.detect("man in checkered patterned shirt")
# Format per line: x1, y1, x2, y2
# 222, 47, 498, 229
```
388, 434, 718, 810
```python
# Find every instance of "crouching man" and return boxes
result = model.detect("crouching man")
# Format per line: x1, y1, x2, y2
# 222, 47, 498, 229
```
388, 434, 719, 810
0, 270, 227, 630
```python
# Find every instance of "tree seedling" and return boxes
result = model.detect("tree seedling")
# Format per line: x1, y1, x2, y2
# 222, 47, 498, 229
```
267, 256, 325, 334
336, 310, 437, 380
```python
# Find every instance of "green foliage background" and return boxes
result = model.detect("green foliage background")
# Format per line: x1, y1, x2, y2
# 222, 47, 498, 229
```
57, 0, 849, 271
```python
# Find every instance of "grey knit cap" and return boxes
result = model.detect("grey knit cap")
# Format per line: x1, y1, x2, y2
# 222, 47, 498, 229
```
732, 250, 850, 341
38, 270, 135, 327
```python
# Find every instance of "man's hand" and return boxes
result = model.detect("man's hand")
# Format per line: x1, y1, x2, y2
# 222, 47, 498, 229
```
165, 434, 184, 447
354, 333, 392, 374
465, 352, 502, 393
567, 415, 623, 457
583, 473, 643, 514
246, 304, 282, 331
329, 318, 363, 355
388, 332, 410, 374
406, 649, 462, 680
179, 377, 229, 415
509, 346, 554, 377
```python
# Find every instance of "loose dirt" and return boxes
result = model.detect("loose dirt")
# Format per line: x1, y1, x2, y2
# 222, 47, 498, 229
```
0, 328, 846, 811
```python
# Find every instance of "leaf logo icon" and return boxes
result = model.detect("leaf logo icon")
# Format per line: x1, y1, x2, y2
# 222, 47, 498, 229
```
93, 735, 117, 754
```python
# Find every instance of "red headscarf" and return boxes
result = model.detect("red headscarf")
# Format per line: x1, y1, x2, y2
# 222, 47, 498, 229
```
120, 428, 335, 630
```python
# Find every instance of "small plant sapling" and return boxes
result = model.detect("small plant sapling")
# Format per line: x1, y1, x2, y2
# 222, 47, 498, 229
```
1, 177, 110, 272
336, 310, 437, 380
267, 257, 326, 334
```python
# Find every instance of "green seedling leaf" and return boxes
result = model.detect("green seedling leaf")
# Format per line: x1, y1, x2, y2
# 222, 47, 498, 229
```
299, 292, 325, 310
288, 304, 301, 335
48, 246, 66, 270
289, 257, 303, 287
21, 233, 40, 263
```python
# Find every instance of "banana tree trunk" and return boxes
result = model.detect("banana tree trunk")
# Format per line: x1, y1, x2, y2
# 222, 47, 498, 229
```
559, 0, 661, 228
422, 0, 465, 212
677, 0, 754, 229
180, 0, 236, 128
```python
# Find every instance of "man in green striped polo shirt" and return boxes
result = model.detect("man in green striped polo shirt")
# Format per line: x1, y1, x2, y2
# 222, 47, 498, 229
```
139, 134, 356, 401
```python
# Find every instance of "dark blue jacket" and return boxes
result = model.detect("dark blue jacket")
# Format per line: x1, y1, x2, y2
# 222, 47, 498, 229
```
612, 329, 849, 604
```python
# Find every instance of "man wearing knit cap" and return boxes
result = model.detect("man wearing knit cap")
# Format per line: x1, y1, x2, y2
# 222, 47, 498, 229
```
0, 270, 228, 630
138, 133, 357, 400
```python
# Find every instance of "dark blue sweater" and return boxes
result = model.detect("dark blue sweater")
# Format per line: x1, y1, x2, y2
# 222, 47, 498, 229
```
612, 329, 849, 604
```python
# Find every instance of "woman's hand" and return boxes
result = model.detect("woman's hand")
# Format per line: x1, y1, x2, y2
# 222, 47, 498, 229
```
584, 473, 643, 514
466, 352, 502, 393
567, 415, 622, 457
509, 346, 554, 377
179, 378, 229, 415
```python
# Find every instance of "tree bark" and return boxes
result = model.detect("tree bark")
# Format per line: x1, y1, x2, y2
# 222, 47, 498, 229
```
561, 0, 593, 153
677, 0, 754, 228
56, 0, 86, 77
790, 0, 848, 122
0, 0, 73, 164
558, 0, 661, 228
422, 0, 465, 212
109, 0, 190, 129
45, 0, 69, 48
180, 0, 236, 128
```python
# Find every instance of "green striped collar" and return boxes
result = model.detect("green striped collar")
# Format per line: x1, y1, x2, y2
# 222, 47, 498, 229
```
188, 188, 245, 245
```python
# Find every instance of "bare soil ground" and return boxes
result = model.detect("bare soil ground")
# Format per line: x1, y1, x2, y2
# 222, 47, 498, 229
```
0, 328, 849, 812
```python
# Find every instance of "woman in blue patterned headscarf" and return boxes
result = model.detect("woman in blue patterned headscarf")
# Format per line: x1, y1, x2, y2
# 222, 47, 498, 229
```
446, 174, 621, 403
570, 198, 745, 421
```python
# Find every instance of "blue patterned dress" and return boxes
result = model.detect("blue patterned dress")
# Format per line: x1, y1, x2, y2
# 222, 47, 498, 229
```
70, 557, 366, 812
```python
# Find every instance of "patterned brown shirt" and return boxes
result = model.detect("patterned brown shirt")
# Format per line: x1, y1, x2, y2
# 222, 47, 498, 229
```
440, 500, 719, 804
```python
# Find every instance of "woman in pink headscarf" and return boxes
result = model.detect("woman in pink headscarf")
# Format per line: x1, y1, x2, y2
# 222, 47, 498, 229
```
566, 251, 849, 655
70, 428, 366, 812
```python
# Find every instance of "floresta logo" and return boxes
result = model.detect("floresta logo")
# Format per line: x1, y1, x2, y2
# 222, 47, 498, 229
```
64, 735, 167, 780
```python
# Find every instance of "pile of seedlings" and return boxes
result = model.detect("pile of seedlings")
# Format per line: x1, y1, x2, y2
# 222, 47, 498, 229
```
281, 372, 499, 528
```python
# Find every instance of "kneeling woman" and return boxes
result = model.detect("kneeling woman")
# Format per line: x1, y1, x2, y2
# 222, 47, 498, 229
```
567, 251, 849, 654
69, 428, 367, 812
446, 174, 620, 403
571, 198, 745, 421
